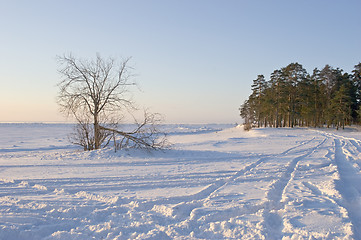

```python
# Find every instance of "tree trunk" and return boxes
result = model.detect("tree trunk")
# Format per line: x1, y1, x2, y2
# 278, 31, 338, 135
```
94, 113, 100, 149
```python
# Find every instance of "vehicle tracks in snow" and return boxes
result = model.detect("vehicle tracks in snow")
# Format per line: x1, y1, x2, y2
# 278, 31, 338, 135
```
260, 136, 328, 240
4, 128, 361, 239
333, 138, 361, 239
135, 134, 327, 238
310, 130, 361, 239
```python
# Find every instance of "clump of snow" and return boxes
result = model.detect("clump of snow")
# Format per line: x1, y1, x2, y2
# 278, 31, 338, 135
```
53, 188, 65, 195
75, 191, 120, 204
33, 184, 47, 191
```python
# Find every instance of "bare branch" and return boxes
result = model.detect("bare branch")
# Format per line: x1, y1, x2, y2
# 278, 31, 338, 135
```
57, 54, 168, 151
99, 110, 170, 151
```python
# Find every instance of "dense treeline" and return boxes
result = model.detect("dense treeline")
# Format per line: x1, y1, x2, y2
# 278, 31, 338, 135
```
240, 62, 361, 130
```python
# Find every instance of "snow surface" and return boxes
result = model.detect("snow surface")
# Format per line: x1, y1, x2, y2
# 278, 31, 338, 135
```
1, 123, 361, 239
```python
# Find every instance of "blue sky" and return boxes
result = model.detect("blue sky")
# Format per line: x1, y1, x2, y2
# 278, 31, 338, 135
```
1, 1, 361, 123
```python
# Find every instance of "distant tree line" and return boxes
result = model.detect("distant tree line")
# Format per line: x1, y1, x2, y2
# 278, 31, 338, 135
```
240, 62, 361, 130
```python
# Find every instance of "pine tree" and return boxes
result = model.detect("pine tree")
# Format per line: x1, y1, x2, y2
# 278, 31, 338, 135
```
309, 68, 326, 127
352, 63, 361, 122
281, 63, 307, 127
319, 65, 342, 127
250, 75, 267, 127
330, 85, 351, 129
269, 69, 286, 127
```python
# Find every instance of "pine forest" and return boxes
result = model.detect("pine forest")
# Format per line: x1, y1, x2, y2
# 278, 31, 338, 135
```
240, 62, 361, 130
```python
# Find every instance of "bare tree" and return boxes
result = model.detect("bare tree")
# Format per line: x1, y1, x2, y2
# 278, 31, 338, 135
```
57, 54, 168, 151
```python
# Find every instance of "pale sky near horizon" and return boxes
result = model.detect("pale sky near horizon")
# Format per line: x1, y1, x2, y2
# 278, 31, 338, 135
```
1, 0, 361, 123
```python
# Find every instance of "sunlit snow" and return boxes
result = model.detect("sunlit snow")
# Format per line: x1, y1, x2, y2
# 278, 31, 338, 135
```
1, 123, 361, 239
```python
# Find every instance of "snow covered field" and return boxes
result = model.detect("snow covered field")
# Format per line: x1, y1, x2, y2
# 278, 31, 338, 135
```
1, 123, 361, 239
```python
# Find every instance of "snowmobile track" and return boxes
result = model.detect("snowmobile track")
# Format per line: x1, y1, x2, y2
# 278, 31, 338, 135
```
334, 138, 361, 239
261, 136, 328, 239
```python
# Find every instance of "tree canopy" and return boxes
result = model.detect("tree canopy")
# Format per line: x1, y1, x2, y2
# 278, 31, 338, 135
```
240, 62, 361, 130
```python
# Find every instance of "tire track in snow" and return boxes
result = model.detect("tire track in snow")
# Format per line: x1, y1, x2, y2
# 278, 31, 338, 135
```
261, 136, 328, 240
348, 139, 361, 152
140, 156, 269, 216
194, 156, 268, 201
334, 139, 361, 239
149, 135, 325, 238
313, 129, 361, 170
172, 135, 321, 210
282, 136, 316, 155
346, 140, 361, 170
183, 136, 317, 201
147, 136, 321, 221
